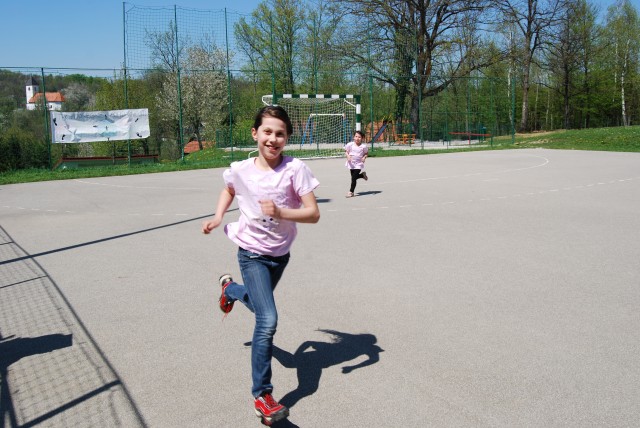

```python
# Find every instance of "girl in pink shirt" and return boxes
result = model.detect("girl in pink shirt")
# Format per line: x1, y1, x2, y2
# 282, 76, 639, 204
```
344, 130, 369, 197
202, 106, 320, 424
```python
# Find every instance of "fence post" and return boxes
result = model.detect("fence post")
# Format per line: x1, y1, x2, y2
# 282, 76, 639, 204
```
224, 9, 234, 156
511, 73, 516, 144
41, 68, 52, 170
123, 2, 131, 166
175, 5, 185, 161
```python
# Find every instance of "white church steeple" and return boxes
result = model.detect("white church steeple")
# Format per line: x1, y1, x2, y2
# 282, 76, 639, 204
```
26, 76, 39, 110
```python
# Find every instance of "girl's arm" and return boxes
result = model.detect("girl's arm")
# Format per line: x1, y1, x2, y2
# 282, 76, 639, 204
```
345, 144, 351, 162
259, 191, 320, 224
202, 186, 235, 233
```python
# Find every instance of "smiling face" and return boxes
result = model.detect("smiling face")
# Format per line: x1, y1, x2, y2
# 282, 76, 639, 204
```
252, 116, 289, 168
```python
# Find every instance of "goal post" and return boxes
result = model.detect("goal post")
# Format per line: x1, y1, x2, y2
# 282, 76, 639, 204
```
262, 94, 361, 159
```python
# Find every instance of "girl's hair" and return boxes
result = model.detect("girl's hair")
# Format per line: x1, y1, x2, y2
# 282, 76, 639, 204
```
253, 105, 293, 136
355, 130, 365, 138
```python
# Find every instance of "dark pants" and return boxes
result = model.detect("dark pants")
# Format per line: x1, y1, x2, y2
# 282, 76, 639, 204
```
349, 168, 365, 193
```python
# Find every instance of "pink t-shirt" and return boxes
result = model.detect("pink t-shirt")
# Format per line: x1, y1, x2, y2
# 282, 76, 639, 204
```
345, 141, 368, 169
223, 156, 320, 257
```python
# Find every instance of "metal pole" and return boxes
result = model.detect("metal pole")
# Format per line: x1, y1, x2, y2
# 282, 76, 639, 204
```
224, 9, 234, 157
175, 5, 185, 160
123, 2, 131, 166
511, 74, 516, 144
416, 27, 423, 149
41, 68, 52, 170
270, 16, 275, 100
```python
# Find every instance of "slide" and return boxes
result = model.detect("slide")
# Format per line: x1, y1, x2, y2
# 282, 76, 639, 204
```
370, 121, 388, 144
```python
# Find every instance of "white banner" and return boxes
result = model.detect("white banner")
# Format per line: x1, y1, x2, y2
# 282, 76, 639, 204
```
50, 109, 150, 143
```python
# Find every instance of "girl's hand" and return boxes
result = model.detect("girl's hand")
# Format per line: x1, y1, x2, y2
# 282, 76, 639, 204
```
259, 199, 281, 219
202, 217, 221, 234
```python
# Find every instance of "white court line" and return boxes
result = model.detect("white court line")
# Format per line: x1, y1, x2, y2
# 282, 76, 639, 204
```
370, 153, 550, 185
325, 176, 639, 214
73, 179, 208, 191
4, 159, 638, 218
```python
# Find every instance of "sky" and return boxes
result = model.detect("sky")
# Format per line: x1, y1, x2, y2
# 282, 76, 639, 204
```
0, 0, 260, 73
0, 0, 630, 75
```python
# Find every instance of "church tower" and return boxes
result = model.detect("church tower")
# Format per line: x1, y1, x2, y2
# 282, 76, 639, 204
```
26, 76, 39, 110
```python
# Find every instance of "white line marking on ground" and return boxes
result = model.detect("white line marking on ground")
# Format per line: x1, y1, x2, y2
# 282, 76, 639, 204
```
73, 179, 208, 191
5, 155, 638, 218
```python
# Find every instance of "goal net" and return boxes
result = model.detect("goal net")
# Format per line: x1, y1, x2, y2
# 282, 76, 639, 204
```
262, 94, 361, 159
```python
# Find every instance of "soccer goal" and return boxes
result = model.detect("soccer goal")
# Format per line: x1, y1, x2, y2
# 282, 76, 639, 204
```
262, 94, 361, 159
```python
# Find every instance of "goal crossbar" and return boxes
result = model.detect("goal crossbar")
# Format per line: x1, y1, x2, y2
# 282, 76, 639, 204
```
260, 94, 361, 159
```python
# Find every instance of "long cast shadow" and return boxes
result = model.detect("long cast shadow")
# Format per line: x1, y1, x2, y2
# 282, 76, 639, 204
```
273, 329, 383, 409
0, 226, 147, 427
0, 211, 227, 266
355, 190, 382, 197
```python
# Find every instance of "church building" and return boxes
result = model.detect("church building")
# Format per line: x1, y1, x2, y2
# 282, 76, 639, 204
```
26, 76, 65, 111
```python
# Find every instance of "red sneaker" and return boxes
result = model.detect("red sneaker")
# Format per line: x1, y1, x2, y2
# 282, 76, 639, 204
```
218, 274, 234, 314
254, 392, 289, 423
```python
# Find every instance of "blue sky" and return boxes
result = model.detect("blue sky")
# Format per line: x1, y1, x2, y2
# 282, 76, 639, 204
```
0, 0, 259, 72
0, 0, 625, 74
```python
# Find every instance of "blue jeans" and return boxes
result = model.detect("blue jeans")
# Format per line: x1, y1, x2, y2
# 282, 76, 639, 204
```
224, 247, 290, 397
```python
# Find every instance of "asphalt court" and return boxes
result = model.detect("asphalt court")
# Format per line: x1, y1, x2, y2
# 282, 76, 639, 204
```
1, 148, 639, 427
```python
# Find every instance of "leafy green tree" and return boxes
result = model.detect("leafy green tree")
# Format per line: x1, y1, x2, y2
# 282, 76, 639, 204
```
495, 0, 565, 132
602, 0, 640, 126
331, 0, 495, 134
299, 0, 344, 92
62, 82, 96, 111
235, 0, 306, 93
156, 45, 228, 150
544, 0, 595, 129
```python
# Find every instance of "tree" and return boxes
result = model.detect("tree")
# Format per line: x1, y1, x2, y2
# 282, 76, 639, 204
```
145, 20, 188, 73
300, 0, 344, 92
495, 0, 564, 131
330, 0, 495, 134
235, 0, 306, 93
544, 0, 589, 129
156, 44, 228, 150
62, 82, 96, 111
602, 0, 640, 126
570, 0, 600, 128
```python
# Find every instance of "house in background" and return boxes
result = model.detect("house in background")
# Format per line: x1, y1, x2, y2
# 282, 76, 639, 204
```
26, 76, 65, 111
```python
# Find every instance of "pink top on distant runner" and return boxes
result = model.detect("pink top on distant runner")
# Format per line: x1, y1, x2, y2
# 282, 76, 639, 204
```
223, 156, 320, 257
345, 141, 368, 170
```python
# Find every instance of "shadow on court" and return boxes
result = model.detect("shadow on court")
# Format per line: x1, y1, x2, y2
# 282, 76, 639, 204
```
274, 330, 383, 408
0, 226, 147, 427
0, 334, 72, 427
355, 190, 382, 197
0, 212, 223, 267
245, 329, 383, 427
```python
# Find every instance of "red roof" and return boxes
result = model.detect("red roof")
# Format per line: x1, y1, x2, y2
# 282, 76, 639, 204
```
28, 92, 65, 103
184, 140, 214, 154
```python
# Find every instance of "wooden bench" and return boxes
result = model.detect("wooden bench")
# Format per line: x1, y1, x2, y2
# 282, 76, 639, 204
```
397, 133, 415, 145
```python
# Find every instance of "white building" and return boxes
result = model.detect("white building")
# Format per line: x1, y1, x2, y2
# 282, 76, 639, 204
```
26, 77, 65, 111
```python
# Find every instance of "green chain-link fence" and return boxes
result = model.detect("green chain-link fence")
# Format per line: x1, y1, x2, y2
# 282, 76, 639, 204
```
0, 4, 515, 170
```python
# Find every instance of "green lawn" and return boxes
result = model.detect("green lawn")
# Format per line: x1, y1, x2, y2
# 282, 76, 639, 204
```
1, 126, 639, 185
